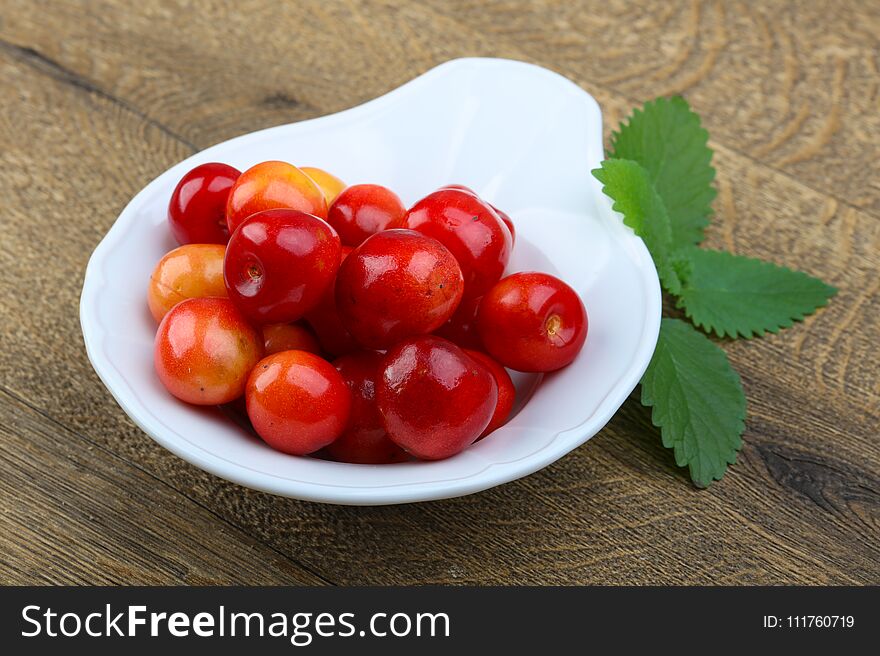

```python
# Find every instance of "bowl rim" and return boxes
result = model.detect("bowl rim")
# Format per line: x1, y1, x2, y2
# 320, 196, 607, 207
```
80, 57, 662, 505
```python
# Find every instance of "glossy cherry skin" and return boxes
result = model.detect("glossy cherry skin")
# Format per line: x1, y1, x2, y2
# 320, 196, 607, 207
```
325, 351, 409, 464
224, 209, 341, 325
147, 244, 227, 322
436, 186, 515, 244
335, 229, 464, 349
438, 183, 477, 195
403, 189, 512, 299
246, 350, 351, 455
304, 246, 359, 357
225, 160, 327, 235
377, 336, 497, 460
478, 272, 588, 372
154, 297, 264, 405
168, 163, 240, 245
434, 294, 484, 350
490, 204, 515, 246
464, 349, 515, 438
326, 184, 407, 247
304, 293, 360, 357
301, 166, 347, 205
262, 322, 321, 356
436, 185, 515, 244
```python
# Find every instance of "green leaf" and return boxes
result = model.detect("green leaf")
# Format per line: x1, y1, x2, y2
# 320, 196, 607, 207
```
592, 159, 682, 294
676, 248, 838, 338
610, 97, 716, 247
641, 318, 746, 487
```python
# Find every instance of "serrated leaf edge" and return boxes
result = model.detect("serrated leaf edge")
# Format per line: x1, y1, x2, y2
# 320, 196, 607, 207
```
640, 320, 747, 487
591, 160, 684, 295
674, 250, 839, 339
609, 96, 716, 248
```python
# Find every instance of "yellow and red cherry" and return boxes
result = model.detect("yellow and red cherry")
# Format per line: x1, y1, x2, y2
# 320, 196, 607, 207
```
225, 160, 327, 235
147, 243, 227, 322
154, 297, 263, 405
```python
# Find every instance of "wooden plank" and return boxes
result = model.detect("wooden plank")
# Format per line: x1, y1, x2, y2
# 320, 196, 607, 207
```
2, 0, 878, 217
0, 0, 876, 585
0, 390, 327, 585
419, 0, 880, 216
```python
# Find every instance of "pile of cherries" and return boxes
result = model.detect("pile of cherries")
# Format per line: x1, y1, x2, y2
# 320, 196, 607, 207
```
149, 160, 588, 463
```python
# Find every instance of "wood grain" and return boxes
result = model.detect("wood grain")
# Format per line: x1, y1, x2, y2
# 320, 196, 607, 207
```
0, 391, 326, 585
0, 0, 877, 585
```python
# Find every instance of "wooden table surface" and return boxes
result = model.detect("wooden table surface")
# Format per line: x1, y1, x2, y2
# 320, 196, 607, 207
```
1, 0, 878, 586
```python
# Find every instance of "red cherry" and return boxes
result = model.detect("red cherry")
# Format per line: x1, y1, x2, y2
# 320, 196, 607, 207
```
490, 204, 515, 246
224, 209, 341, 325
434, 186, 515, 246
403, 189, 512, 299
326, 351, 409, 464
304, 295, 360, 357
154, 297, 263, 405
225, 160, 327, 235
168, 163, 240, 245
262, 322, 321, 356
304, 246, 360, 357
478, 272, 588, 372
377, 336, 497, 460
246, 350, 351, 455
326, 184, 407, 247
434, 294, 484, 350
438, 183, 478, 195
335, 229, 464, 349
464, 349, 515, 438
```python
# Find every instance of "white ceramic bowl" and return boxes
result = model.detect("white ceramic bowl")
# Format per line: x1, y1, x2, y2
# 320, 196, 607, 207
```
80, 58, 661, 505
